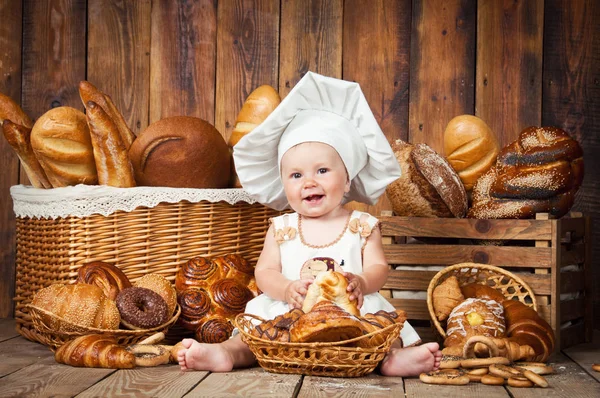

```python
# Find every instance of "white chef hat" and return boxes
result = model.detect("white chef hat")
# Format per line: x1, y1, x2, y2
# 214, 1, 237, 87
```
233, 71, 401, 211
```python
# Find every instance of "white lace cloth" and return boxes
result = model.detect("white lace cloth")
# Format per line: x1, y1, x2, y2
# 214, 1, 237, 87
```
10, 184, 260, 219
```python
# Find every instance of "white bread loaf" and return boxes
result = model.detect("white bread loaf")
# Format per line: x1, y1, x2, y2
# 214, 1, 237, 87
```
444, 115, 500, 191
228, 85, 281, 187
30, 106, 98, 187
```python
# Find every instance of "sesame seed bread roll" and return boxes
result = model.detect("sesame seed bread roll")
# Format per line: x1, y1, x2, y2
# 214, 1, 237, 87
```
444, 115, 500, 191
30, 106, 98, 187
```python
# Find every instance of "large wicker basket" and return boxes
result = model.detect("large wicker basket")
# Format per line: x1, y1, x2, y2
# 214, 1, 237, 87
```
11, 185, 283, 345
426, 262, 537, 340
234, 313, 402, 377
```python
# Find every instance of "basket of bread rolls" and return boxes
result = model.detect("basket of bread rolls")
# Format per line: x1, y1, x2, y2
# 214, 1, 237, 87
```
234, 271, 406, 378
23, 262, 181, 350
1, 83, 286, 346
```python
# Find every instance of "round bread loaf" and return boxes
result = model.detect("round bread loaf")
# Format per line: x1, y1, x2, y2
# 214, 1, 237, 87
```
30, 106, 98, 187
128, 116, 230, 188
134, 274, 177, 317
444, 115, 500, 191
386, 140, 468, 218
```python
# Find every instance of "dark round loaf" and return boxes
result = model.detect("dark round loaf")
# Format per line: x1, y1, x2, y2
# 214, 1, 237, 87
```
128, 116, 230, 188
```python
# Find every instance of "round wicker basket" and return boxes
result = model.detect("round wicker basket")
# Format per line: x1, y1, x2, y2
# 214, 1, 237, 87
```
24, 303, 181, 350
426, 262, 537, 339
234, 313, 402, 378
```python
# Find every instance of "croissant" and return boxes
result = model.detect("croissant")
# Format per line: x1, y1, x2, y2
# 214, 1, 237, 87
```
302, 270, 360, 317
432, 276, 464, 321
290, 300, 365, 343
76, 261, 132, 301
55, 334, 135, 368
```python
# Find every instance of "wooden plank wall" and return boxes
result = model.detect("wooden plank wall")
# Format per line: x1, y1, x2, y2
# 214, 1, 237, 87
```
0, 0, 598, 329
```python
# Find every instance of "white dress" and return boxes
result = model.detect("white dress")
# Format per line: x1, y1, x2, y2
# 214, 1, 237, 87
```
244, 210, 421, 347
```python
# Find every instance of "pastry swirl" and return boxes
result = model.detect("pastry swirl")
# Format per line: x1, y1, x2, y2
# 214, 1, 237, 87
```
211, 279, 253, 313
175, 256, 219, 291
197, 317, 234, 343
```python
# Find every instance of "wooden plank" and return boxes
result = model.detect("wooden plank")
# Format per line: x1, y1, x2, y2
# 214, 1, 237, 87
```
149, 0, 217, 124
78, 365, 206, 397
405, 377, 510, 397
279, 0, 342, 98
0, 318, 18, 342
0, 356, 112, 397
87, 0, 151, 135
542, 0, 600, 340
560, 298, 586, 324
476, 0, 544, 148
408, 0, 476, 152
506, 352, 599, 397
216, 0, 279, 142
342, 0, 410, 217
188, 367, 300, 397
380, 217, 553, 240
561, 243, 586, 267
384, 244, 552, 267
560, 322, 586, 350
0, 0, 23, 319
299, 374, 404, 397
560, 271, 585, 294
0, 336, 54, 378
384, 269, 438, 291
388, 298, 429, 320
563, 329, 600, 382
22, 0, 87, 116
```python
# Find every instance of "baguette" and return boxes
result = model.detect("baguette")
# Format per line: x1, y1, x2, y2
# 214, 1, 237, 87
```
2, 120, 52, 188
86, 101, 136, 187
79, 80, 136, 149
0, 92, 32, 128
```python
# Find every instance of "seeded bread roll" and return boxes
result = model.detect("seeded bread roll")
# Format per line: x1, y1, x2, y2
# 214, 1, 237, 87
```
30, 106, 98, 187
444, 115, 500, 191
386, 140, 468, 218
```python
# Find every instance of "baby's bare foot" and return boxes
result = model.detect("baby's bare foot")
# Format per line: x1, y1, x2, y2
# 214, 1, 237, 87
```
177, 338, 234, 372
380, 342, 441, 377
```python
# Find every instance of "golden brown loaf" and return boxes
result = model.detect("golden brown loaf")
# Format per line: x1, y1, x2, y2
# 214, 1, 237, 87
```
2, 120, 52, 188
302, 270, 360, 317
0, 91, 33, 128
128, 116, 230, 188
55, 334, 135, 368
386, 140, 468, 218
76, 261, 132, 301
469, 126, 583, 219
444, 115, 500, 191
289, 300, 365, 343
228, 85, 281, 187
79, 80, 136, 150
461, 283, 506, 303
134, 273, 177, 316
432, 276, 465, 321
85, 101, 136, 187
31, 283, 120, 331
444, 298, 506, 349
30, 106, 98, 187
175, 254, 258, 342
250, 308, 304, 342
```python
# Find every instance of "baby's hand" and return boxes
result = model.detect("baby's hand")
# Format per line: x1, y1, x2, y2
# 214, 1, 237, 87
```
284, 279, 313, 309
343, 272, 364, 309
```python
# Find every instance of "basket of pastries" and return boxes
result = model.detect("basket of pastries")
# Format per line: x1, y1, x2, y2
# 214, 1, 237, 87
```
24, 262, 181, 350
2, 82, 285, 345
427, 262, 555, 363
235, 270, 405, 378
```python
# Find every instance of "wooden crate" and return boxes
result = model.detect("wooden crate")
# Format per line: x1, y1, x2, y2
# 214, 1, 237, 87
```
379, 212, 592, 350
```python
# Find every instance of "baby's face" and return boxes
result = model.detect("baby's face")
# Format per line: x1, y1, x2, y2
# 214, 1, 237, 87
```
280, 142, 350, 218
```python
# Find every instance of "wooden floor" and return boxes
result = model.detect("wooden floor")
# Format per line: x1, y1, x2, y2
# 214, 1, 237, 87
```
0, 319, 598, 397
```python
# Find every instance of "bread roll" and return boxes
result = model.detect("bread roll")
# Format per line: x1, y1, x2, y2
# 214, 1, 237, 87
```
76, 261, 132, 301
229, 85, 281, 187
2, 120, 52, 188
444, 115, 500, 191
31, 283, 120, 331
30, 106, 98, 187
302, 270, 360, 317
0, 91, 32, 128
386, 140, 468, 217
128, 116, 230, 188
289, 300, 365, 343
134, 274, 177, 316
444, 298, 506, 349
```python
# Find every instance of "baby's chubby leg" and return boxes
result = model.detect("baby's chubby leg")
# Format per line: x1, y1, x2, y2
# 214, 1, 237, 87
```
379, 342, 441, 377
177, 334, 256, 372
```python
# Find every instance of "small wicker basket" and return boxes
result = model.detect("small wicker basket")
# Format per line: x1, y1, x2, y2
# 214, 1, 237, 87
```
426, 262, 537, 340
25, 303, 181, 350
234, 313, 402, 378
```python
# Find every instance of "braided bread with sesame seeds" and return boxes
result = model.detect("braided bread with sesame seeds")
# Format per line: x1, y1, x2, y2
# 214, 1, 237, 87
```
468, 126, 583, 219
